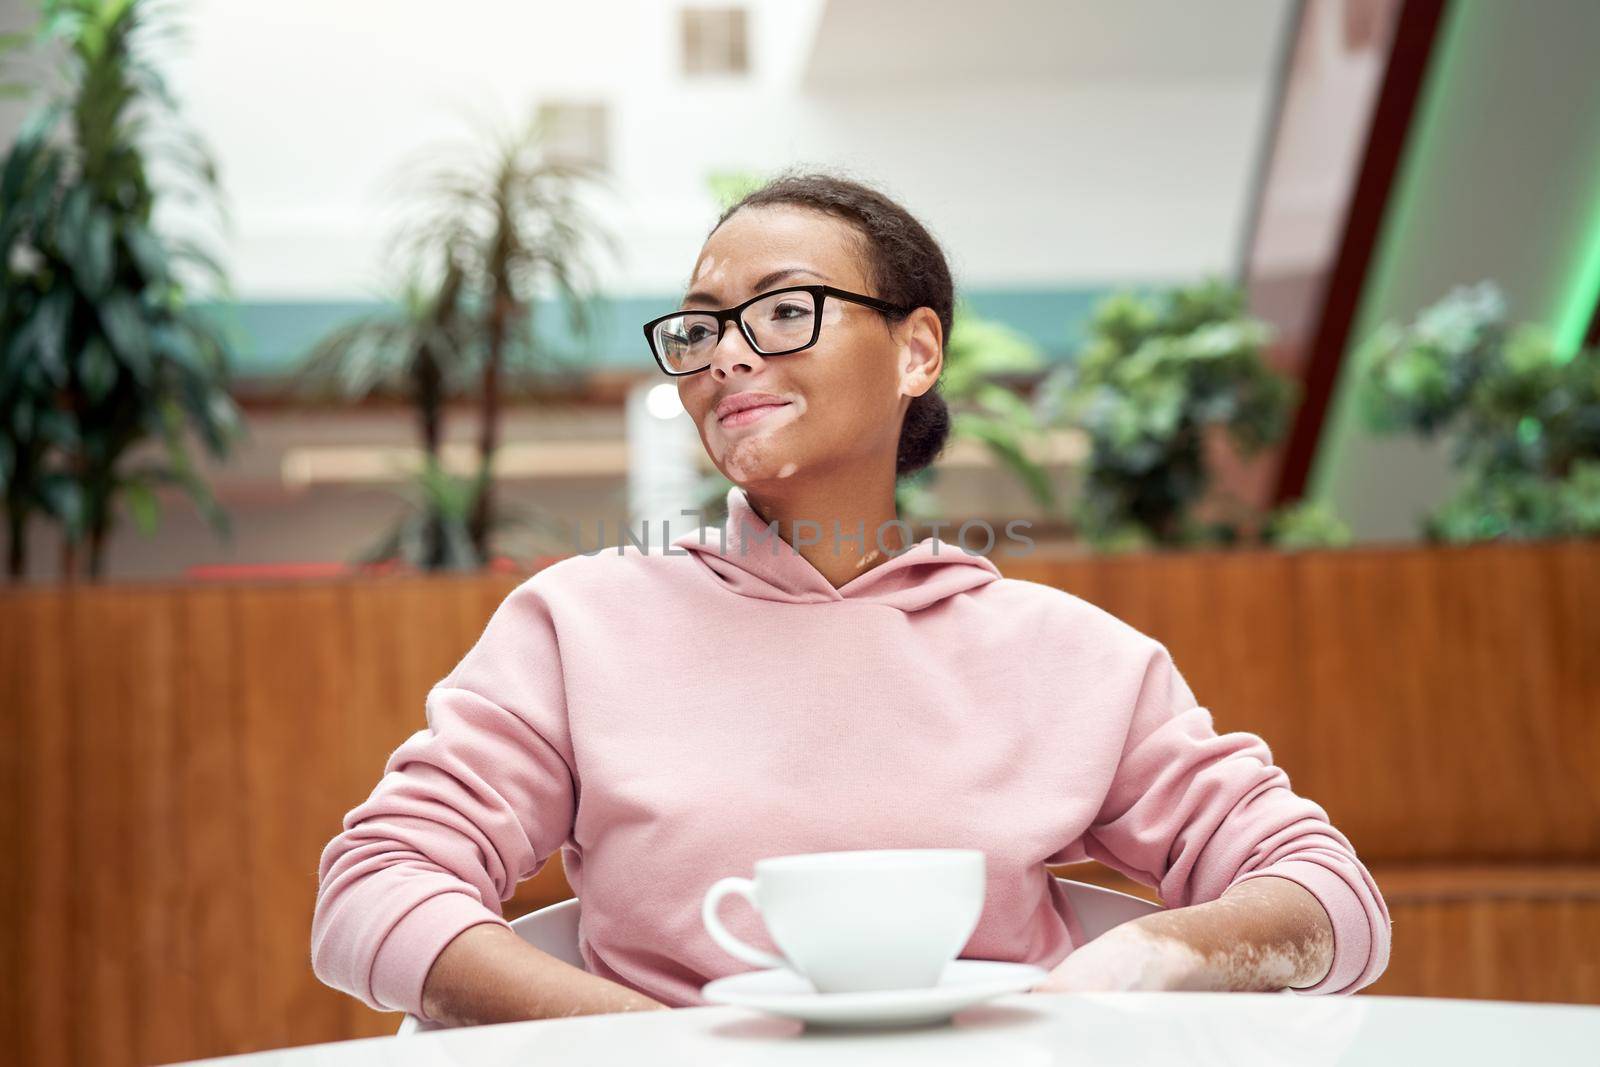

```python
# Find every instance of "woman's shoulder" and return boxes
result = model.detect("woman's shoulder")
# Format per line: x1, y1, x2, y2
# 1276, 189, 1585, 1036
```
978, 572, 1160, 653
508, 541, 699, 600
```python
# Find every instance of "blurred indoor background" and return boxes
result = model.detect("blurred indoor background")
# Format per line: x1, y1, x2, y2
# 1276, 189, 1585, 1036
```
3, 1, 1598, 1064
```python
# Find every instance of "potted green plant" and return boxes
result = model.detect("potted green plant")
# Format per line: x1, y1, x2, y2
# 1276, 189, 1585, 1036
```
1354, 281, 1600, 542
895, 299, 1057, 524
1034, 279, 1299, 551
0, 0, 244, 581
289, 253, 489, 572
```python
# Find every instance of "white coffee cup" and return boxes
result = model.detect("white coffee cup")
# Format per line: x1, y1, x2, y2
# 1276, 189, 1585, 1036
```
701, 848, 985, 993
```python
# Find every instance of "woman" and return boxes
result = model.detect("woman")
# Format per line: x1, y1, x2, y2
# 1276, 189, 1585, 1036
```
311, 172, 1391, 1028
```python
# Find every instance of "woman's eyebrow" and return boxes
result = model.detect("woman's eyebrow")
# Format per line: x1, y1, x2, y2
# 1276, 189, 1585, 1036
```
681, 267, 831, 308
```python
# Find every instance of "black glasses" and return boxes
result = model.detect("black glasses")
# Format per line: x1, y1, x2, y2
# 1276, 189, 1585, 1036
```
641, 284, 911, 376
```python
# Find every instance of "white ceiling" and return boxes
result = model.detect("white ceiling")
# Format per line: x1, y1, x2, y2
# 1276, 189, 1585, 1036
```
802, 0, 1292, 87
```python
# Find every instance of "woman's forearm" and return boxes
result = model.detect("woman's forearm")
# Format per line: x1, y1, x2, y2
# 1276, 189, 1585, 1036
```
1131, 874, 1336, 991
420, 922, 671, 1026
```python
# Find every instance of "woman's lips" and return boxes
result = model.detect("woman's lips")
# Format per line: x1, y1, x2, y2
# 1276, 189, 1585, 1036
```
718, 401, 793, 428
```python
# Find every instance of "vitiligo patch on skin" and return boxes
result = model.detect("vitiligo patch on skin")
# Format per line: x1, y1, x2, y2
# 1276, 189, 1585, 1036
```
701, 394, 807, 484
1135, 879, 1337, 991
691, 253, 724, 287
1035, 922, 1210, 992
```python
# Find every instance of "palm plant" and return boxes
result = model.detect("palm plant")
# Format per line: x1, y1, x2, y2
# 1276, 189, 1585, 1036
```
290, 253, 492, 572
356, 455, 542, 573
385, 106, 621, 562
0, 0, 243, 580
292, 252, 470, 463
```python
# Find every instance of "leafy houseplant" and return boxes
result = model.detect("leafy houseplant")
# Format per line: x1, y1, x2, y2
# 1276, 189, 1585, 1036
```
0, 0, 243, 581
1261, 498, 1353, 550
1035, 280, 1299, 551
707, 169, 765, 212
896, 300, 1057, 525
1355, 281, 1600, 542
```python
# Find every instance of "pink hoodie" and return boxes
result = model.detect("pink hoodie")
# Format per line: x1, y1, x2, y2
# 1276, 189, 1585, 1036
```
311, 485, 1391, 1021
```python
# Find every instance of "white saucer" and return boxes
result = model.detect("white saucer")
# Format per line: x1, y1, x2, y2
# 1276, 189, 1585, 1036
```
701, 959, 1048, 1029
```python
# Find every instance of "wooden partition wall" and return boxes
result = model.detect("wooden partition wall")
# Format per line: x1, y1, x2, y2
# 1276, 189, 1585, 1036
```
3, 537, 1598, 1066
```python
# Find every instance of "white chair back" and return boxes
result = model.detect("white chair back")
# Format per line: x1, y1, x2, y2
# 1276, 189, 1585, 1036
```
1056, 875, 1163, 939
397, 876, 1163, 1034
398, 897, 585, 1036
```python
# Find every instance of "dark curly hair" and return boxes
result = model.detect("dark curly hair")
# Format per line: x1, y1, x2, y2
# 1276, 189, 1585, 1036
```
706, 168, 953, 479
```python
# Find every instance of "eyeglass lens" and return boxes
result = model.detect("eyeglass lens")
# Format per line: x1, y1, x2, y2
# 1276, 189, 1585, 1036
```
652, 289, 817, 373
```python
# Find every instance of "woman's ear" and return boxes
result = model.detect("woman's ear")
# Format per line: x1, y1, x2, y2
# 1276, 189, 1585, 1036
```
896, 307, 944, 399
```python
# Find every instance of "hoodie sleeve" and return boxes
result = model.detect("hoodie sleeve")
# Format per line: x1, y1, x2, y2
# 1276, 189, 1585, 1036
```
310, 576, 578, 1021
1081, 640, 1391, 995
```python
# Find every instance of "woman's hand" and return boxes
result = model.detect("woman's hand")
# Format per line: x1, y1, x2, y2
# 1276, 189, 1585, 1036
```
1028, 919, 1211, 994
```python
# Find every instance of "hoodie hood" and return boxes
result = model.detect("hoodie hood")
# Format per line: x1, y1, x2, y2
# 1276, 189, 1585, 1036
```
671, 485, 1001, 612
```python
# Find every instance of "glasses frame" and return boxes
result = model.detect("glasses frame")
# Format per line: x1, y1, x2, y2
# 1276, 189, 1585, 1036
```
641, 284, 912, 377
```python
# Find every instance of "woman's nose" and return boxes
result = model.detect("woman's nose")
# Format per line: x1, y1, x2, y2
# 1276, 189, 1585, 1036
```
709, 318, 764, 375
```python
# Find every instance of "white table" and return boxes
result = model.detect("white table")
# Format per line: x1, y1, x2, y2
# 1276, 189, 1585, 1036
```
167, 992, 1600, 1066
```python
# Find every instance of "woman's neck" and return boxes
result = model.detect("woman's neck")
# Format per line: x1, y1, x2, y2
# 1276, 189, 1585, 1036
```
743, 473, 911, 590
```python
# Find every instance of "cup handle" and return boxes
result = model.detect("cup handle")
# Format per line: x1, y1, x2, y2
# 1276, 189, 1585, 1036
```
702, 877, 789, 970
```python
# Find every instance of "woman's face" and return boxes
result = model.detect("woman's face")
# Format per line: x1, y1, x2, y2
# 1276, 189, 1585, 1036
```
675, 205, 942, 488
